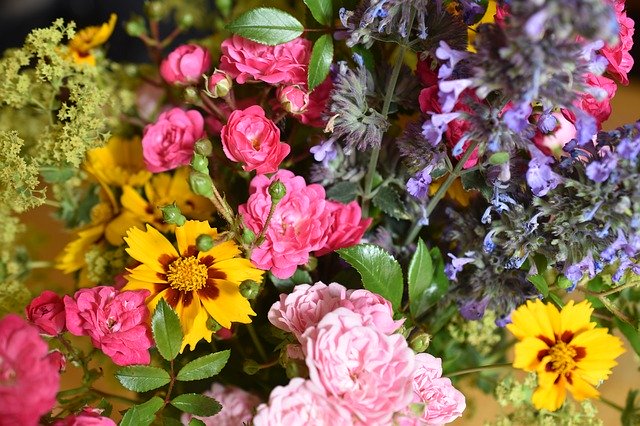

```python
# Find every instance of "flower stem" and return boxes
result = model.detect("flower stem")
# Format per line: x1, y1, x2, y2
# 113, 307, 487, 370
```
599, 396, 624, 412
246, 323, 268, 362
163, 360, 176, 406
254, 201, 277, 249
90, 387, 139, 405
446, 362, 512, 378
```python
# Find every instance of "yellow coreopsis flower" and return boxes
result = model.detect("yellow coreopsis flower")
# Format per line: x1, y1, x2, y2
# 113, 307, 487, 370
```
85, 136, 151, 189
507, 299, 625, 412
69, 13, 117, 65
123, 221, 265, 351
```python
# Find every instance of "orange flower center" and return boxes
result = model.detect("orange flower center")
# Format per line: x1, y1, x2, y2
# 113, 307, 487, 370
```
548, 341, 578, 375
167, 257, 208, 292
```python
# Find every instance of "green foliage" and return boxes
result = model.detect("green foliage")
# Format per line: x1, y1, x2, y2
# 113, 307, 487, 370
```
303, 0, 333, 25
115, 366, 171, 392
170, 394, 222, 416
372, 185, 410, 220
176, 350, 230, 381
152, 299, 184, 361
308, 34, 333, 90
269, 268, 313, 292
622, 389, 639, 426
527, 274, 549, 297
408, 242, 449, 318
338, 244, 403, 311
188, 419, 206, 426
226, 8, 304, 45
0, 279, 31, 316
0, 131, 43, 214
120, 396, 164, 426
326, 181, 359, 203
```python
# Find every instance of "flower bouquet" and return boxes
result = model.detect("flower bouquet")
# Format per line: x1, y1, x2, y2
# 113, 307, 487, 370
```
0, 0, 639, 424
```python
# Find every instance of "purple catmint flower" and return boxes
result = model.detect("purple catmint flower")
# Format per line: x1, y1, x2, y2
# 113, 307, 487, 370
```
421, 112, 460, 146
601, 229, 628, 263
617, 136, 640, 161
444, 251, 475, 281
574, 110, 598, 145
585, 151, 618, 183
310, 138, 337, 165
503, 102, 533, 133
524, 9, 549, 40
459, 296, 490, 320
537, 112, 558, 133
435, 41, 469, 79
438, 78, 473, 113
406, 167, 433, 200
495, 313, 512, 327
565, 252, 597, 290
526, 146, 562, 196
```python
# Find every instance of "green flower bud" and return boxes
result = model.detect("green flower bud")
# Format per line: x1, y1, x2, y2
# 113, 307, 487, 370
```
239, 280, 260, 300
125, 17, 147, 38
268, 180, 286, 204
189, 171, 214, 198
409, 332, 431, 353
191, 153, 209, 174
177, 12, 195, 30
241, 227, 256, 245
184, 87, 199, 103
243, 359, 260, 375
206, 70, 233, 98
144, 1, 168, 21
159, 203, 186, 226
196, 234, 215, 252
194, 139, 213, 157
206, 317, 222, 332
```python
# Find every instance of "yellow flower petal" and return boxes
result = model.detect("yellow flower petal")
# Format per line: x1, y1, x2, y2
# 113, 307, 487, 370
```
70, 13, 117, 53
199, 280, 256, 329
175, 293, 212, 352
127, 264, 167, 284
507, 299, 556, 341
559, 300, 596, 335
512, 336, 549, 372
211, 257, 265, 284
201, 240, 242, 263
122, 278, 159, 293
56, 225, 104, 273
566, 373, 600, 401
532, 374, 567, 411
124, 225, 178, 273
105, 211, 144, 246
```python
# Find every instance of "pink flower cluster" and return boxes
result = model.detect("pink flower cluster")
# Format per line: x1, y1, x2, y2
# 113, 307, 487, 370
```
0, 315, 60, 426
239, 170, 371, 279
602, 0, 634, 85
256, 282, 465, 425
63, 286, 153, 366
181, 383, 261, 426
160, 44, 211, 85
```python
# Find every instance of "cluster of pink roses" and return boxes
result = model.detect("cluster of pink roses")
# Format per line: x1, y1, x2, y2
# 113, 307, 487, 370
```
239, 171, 372, 279
253, 282, 466, 425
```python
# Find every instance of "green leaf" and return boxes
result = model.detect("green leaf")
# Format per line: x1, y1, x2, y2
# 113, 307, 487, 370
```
269, 268, 313, 291
119, 396, 164, 426
408, 239, 434, 317
176, 350, 230, 381
303, 0, 333, 25
527, 274, 549, 297
337, 244, 403, 311
488, 152, 509, 165
171, 394, 222, 417
326, 181, 359, 203
226, 8, 304, 46
308, 34, 333, 90
621, 389, 639, 426
39, 166, 75, 183
152, 299, 183, 361
115, 366, 171, 392
460, 170, 492, 200
615, 318, 640, 357
189, 419, 207, 426
372, 185, 410, 220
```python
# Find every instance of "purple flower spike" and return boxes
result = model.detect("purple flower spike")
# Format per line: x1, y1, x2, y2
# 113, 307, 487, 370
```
459, 296, 490, 321
526, 145, 562, 196
445, 251, 475, 281
565, 252, 597, 290
438, 78, 474, 113
585, 151, 618, 183
503, 103, 533, 133
310, 138, 338, 166
574, 110, 598, 146
435, 41, 469, 80
421, 112, 461, 147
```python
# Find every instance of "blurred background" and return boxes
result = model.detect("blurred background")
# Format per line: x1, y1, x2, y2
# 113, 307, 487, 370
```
3, 0, 639, 424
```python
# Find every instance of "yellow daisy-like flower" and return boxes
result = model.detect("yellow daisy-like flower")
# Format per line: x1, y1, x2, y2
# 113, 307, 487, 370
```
123, 221, 265, 351
506, 299, 625, 412
69, 13, 117, 65
85, 136, 151, 189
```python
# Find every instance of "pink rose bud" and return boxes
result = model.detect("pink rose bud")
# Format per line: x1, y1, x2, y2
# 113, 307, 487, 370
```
25, 290, 66, 335
533, 110, 576, 154
221, 105, 291, 174
207, 70, 232, 98
277, 85, 310, 114
160, 44, 211, 85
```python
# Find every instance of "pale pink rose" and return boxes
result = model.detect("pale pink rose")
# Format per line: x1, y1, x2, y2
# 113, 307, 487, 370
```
342, 289, 403, 334
221, 105, 290, 174
0, 314, 60, 426
239, 170, 331, 279
533, 110, 577, 154
253, 378, 353, 426
53, 407, 116, 426
303, 308, 415, 424
181, 383, 261, 426
25, 290, 66, 335
278, 85, 310, 114
576, 73, 617, 127
142, 108, 205, 172
315, 201, 371, 256
64, 286, 153, 366
601, 0, 634, 85
397, 353, 466, 426
207, 69, 232, 98
160, 44, 211, 85
220, 35, 311, 85
268, 282, 348, 339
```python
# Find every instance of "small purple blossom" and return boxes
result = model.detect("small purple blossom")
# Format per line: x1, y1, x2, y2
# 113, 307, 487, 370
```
406, 167, 433, 200
574, 110, 598, 146
585, 151, 618, 183
435, 41, 469, 79
438, 78, 474, 113
459, 296, 490, 320
526, 146, 562, 196
421, 112, 461, 146
617, 136, 640, 161
601, 229, 627, 263
495, 313, 512, 327
445, 251, 475, 281
524, 9, 549, 40
537, 112, 558, 133
565, 252, 597, 290
503, 102, 533, 133
310, 138, 337, 165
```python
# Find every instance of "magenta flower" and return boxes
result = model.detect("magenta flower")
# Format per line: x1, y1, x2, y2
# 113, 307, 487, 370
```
0, 314, 60, 426
25, 290, 66, 335
53, 407, 116, 426
601, 0, 634, 85
315, 200, 371, 256
64, 286, 153, 366
160, 44, 211, 85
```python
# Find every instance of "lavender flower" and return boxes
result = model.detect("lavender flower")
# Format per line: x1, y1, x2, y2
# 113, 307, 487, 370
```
585, 151, 618, 183
310, 138, 338, 166
565, 252, 598, 290
445, 251, 476, 281
503, 102, 533, 133
421, 112, 461, 147
526, 146, 562, 196
438, 78, 474, 113
406, 167, 433, 200
537, 112, 558, 133
435, 41, 469, 79
574, 110, 598, 146
459, 296, 491, 320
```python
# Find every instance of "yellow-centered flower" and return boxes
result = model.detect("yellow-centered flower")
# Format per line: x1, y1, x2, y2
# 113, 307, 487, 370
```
123, 221, 264, 351
507, 299, 625, 411
69, 13, 117, 65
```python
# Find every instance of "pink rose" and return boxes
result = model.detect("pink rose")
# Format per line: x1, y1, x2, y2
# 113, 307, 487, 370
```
268, 282, 348, 340
303, 308, 415, 424
601, 0, 634, 85
64, 286, 153, 366
278, 85, 310, 114
220, 35, 311, 85
48, 350, 67, 373
239, 170, 331, 278
341, 289, 404, 334
298, 77, 333, 127
207, 69, 232, 98
160, 44, 211, 85
25, 290, 66, 335
142, 107, 205, 173
182, 383, 261, 426
53, 408, 116, 426
253, 378, 353, 426
533, 110, 577, 154
575, 73, 617, 127
315, 200, 371, 256
0, 314, 60, 426
397, 354, 466, 425
221, 105, 290, 174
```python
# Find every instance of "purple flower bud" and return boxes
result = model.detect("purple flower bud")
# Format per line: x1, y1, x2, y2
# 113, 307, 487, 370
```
310, 138, 337, 165
438, 78, 474, 113
574, 110, 597, 146
526, 146, 562, 196
445, 252, 475, 281
537, 112, 558, 134
503, 103, 532, 133
435, 41, 469, 80
617, 136, 640, 161
524, 9, 548, 40
459, 296, 490, 320
421, 112, 461, 147
585, 151, 618, 183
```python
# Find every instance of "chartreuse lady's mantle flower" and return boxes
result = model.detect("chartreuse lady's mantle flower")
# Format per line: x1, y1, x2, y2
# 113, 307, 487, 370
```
506, 299, 624, 411
69, 13, 117, 65
123, 220, 264, 351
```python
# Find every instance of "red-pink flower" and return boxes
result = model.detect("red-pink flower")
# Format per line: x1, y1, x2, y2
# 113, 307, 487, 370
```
576, 73, 618, 126
315, 200, 371, 256
221, 105, 290, 174
239, 170, 330, 279
160, 44, 211, 85
220, 35, 311, 85
601, 0, 634, 85
25, 290, 66, 335
397, 353, 466, 425
182, 383, 262, 426
142, 108, 205, 172
64, 286, 153, 366
53, 408, 116, 426
253, 378, 353, 426
207, 70, 232, 98
302, 308, 415, 424
0, 314, 60, 426
278, 85, 310, 114
297, 77, 333, 127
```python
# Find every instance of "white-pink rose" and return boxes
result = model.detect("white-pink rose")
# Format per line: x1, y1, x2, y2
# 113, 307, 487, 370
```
181, 383, 261, 426
342, 289, 404, 334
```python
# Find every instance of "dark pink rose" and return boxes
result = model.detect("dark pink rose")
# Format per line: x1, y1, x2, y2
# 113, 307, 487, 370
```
207, 69, 232, 98
601, 0, 634, 85
0, 314, 60, 426
64, 286, 153, 366
220, 35, 311, 85
25, 290, 66, 335
297, 77, 333, 128
278, 85, 310, 114
160, 44, 211, 85
315, 200, 371, 256
53, 407, 116, 426
48, 350, 67, 373
239, 170, 331, 279
221, 105, 290, 174
575, 73, 617, 127
142, 107, 205, 172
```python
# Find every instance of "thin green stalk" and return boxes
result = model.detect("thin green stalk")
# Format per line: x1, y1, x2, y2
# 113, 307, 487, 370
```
90, 387, 139, 405
446, 362, 512, 378
599, 396, 624, 412
246, 323, 268, 362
